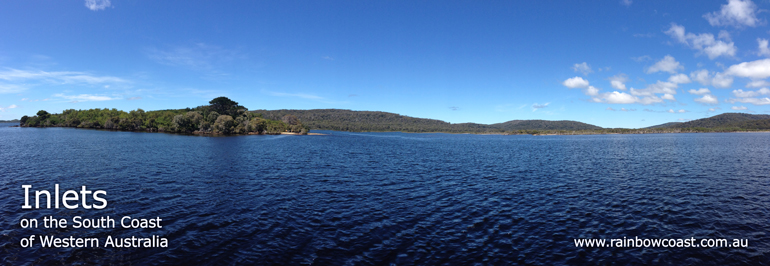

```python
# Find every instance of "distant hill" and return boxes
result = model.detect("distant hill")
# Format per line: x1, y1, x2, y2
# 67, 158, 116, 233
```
490, 120, 601, 131
670, 113, 770, 129
0, 119, 19, 123
252, 109, 602, 133
645, 122, 682, 129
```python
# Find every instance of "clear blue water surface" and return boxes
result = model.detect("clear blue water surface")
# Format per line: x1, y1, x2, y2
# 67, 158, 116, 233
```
1, 123, 769, 265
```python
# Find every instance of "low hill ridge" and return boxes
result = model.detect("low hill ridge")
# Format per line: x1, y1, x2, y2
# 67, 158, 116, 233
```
253, 109, 602, 133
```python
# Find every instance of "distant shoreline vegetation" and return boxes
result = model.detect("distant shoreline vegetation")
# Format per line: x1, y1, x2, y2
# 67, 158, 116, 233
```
19, 97, 309, 135
16, 100, 770, 136
256, 109, 770, 135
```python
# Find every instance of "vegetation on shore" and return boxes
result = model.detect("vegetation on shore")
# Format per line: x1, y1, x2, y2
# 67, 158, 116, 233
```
15, 101, 770, 136
19, 97, 309, 135
256, 109, 770, 135
255, 109, 600, 133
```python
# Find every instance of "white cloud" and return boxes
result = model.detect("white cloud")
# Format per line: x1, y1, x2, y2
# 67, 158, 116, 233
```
727, 97, 770, 105
667, 109, 676, 113
758, 39, 770, 56
0, 68, 126, 84
703, 0, 761, 28
732, 88, 770, 97
664, 23, 737, 59
85, 0, 111, 11
562, 76, 590, 88
53, 93, 120, 102
630, 81, 678, 96
746, 79, 770, 88
585, 86, 600, 96
719, 30, 732, 42
668, 73, 691, 84
647, 55, 684, 74
532, 103, 550, 112
694, 94, 719, 104
712, 72, 734, 88
689, 69, 732, 88
689, 88, 712, 95
0, 104, 18, 112
725, 59, 770, 79
667, 109, 687, 113
608, 107, 638, 112
608, 74, 628, 90
662, 94, 676, 101
0, 83, 27, 94
709, 107, 721, 112
690, 69, 711, 85
572, 62, 593, 75
592, 91, 663, 105
603, 91, 639, 104
732, 105, 749, 110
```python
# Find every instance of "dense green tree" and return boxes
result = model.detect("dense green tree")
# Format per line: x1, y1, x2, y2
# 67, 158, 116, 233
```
213, 115, 235, 134
36, 110, 50, 120
209, 96, 244, 117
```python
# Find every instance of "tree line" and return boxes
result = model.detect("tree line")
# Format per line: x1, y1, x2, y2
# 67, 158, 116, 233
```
19, 97, 308, 135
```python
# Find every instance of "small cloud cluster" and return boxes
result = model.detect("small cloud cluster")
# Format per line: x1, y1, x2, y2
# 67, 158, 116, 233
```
687, 88, 719, 105
757, 39, 770, 56
0, 68, 126, 85
562, 74, 680, 105
703, 0, 761, 28
21, 98, 50, 102
0, 104, 18, 112
689, 69, 732, 88
54, 93, 120, 103
606, 107, 636, 111
85, 0, 111, 11
724, 58, 770, 79
727, 88, 770, 105
532, 103, 549, 112
608, 74, 628, 90
572, 62, 593, 75
646, 55, 683, 74
665, 24, 736, 59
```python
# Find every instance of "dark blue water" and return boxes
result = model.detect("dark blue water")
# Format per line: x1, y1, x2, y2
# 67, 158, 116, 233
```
1, 124, 769, 265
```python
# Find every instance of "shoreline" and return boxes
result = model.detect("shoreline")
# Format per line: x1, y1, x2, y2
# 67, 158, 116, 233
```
10, 125, 770, 136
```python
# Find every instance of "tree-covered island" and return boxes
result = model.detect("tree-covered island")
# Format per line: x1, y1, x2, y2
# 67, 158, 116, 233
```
19, 97, 309, 135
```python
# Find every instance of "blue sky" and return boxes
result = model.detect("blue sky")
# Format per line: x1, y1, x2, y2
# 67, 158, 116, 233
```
2, 0, 770, 128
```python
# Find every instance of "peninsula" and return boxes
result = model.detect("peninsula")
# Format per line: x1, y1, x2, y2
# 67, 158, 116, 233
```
19, 97, 309, 135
